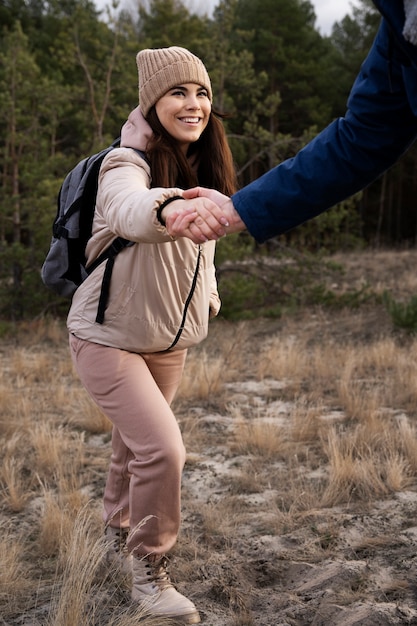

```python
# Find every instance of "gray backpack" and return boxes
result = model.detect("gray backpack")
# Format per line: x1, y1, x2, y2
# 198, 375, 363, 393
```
41, 139, 145, 323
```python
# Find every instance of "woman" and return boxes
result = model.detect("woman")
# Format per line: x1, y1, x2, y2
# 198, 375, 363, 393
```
67, 46, 237, 624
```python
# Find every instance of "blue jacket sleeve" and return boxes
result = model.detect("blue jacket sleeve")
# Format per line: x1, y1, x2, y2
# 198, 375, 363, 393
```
232, 20, 417, 243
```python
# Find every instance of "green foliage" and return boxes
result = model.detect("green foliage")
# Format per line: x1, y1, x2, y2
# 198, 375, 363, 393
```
306, 282, 373, 309
233, 0, 336, 136
0, 0, 404, 320
383, 292, 417, 334
218, 272, 268, 320
329, 0, 380, 117
285, 194, 365, 253
138, 0, 210, 52
217, 244, 375, 320
215, 232, 254, 265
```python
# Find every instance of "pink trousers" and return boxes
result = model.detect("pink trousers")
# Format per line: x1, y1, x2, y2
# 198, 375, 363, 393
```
69, 334, 187, 557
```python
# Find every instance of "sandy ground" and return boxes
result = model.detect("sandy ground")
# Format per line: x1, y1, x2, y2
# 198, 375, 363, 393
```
179, 385, 417, 625
3, 249, 417, 625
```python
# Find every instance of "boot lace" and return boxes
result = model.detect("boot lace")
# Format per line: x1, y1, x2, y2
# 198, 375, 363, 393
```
108, 527, 129, 555
146, 557, 173, 591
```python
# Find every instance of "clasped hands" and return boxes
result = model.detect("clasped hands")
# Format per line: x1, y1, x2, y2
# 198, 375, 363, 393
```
161, 188, 245, 243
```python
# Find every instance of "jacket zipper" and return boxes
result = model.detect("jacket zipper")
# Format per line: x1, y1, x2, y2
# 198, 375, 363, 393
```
166, 245, 202, 351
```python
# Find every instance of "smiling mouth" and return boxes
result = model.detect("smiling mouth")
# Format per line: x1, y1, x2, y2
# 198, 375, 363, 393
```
179, 117, 201, 123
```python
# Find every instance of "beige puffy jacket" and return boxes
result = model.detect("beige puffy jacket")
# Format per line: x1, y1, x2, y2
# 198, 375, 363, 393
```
67, 108, 220, 353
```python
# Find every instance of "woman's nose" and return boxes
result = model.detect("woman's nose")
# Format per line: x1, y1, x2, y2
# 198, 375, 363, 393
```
185, 95, 200, 109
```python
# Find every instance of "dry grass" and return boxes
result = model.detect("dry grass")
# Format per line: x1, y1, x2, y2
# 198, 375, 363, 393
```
2, 250, 417, 625
0, 521, 33, 615
69, 390, 113, 433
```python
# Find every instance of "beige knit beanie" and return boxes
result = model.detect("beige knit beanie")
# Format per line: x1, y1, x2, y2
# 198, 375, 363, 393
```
137, 46, 212, 117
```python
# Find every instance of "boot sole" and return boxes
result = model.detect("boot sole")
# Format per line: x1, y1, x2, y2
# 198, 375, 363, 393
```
169, 613, 201, 625
140, 610, 200, 624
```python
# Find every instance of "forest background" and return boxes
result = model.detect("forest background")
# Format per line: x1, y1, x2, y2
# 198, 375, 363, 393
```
0, 0, 414, 322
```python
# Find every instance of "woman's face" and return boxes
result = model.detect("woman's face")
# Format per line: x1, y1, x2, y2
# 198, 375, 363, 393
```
155, 83, 211, 153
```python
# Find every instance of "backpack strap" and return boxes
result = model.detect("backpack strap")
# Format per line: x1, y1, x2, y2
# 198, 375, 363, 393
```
95, 256, 116, 325
89, 237, 134, 324
87, 236, 133, 276
90, 147, 147, 324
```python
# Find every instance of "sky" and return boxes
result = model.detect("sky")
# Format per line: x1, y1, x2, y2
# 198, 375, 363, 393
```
310, 0, 361, 35
173, 0, 362, 36
107, 0, 362, 36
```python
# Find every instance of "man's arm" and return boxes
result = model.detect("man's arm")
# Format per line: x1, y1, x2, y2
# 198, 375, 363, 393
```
180, 21, 417, 244
232, 21, 417, 242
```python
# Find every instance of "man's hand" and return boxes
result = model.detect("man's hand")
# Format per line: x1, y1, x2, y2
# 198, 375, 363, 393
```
162, 196, 230, 243
183, 187, 246, 236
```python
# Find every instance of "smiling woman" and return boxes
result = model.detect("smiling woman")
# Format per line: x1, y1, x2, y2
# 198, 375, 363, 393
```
155, 84, 211, 152
66, 45, 237, 625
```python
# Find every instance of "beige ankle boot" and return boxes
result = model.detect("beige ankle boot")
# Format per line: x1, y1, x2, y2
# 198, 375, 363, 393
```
104, 526, 132, 576
132, 555, 200, 624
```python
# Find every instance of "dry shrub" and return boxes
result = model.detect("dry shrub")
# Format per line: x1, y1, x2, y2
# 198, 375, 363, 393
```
397, 419, 417, 471
10, 349, 56, 386
257, 335, 307, 382
337, 380, 382, 422
233, 420, 286, 459
107, 608, 177, 626
0, 391, 33, 435
227, 466, 268, 495
322, 420, 413, 506
255, 334, 348, 402
0, 432, 32, 511
46, 380, 88, 420
46, 504, 107, 626
336, 346, 384, 421
0, 522, 31, 609
384, 452, 410, 492
334, 337, 417, 417
0, 386, 15, 428
54, 458, 93, 508
29, 422, 85, 480
198, 501, 241, 542
44, 503, 175, 626
261, 470, 325, 536
5, 251, 417, 625
69, 389, 112, 433
230, 611, 255, 626
209, 572, 250, 613
388, 348, 417, 411
38, 490, 76, 557
361, 337, 399, 371
208, 320, 251, 368
178, 321, 250, 402
13, 318, 67, 346
306, 342, 344, 389
0, 456, 31, 511
290, 398, 325, 443
9, 346, 72, 389
179, 350, 224, 400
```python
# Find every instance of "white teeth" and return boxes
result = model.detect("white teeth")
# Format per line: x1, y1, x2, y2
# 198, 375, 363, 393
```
181, 117, 199, 123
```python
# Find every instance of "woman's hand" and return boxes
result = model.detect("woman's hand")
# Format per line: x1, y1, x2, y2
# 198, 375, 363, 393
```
162, 197, 230, 243
182, 188, 246, 237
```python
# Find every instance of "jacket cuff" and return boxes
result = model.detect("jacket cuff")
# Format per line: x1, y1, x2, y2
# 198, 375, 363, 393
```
156, 195, 183, 226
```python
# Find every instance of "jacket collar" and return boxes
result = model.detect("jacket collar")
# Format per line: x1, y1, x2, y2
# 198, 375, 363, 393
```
373, 0, 417, 63
120, 106, 153, 151
403, 0, 417, 44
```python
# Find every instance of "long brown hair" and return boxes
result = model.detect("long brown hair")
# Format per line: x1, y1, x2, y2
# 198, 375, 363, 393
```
145, 107, 238, 196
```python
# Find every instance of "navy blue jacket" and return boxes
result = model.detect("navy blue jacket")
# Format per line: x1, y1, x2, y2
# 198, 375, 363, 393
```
232, 0, 417, 243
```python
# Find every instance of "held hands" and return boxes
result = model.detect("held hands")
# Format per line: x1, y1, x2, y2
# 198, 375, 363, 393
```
162, 188, 245, 243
